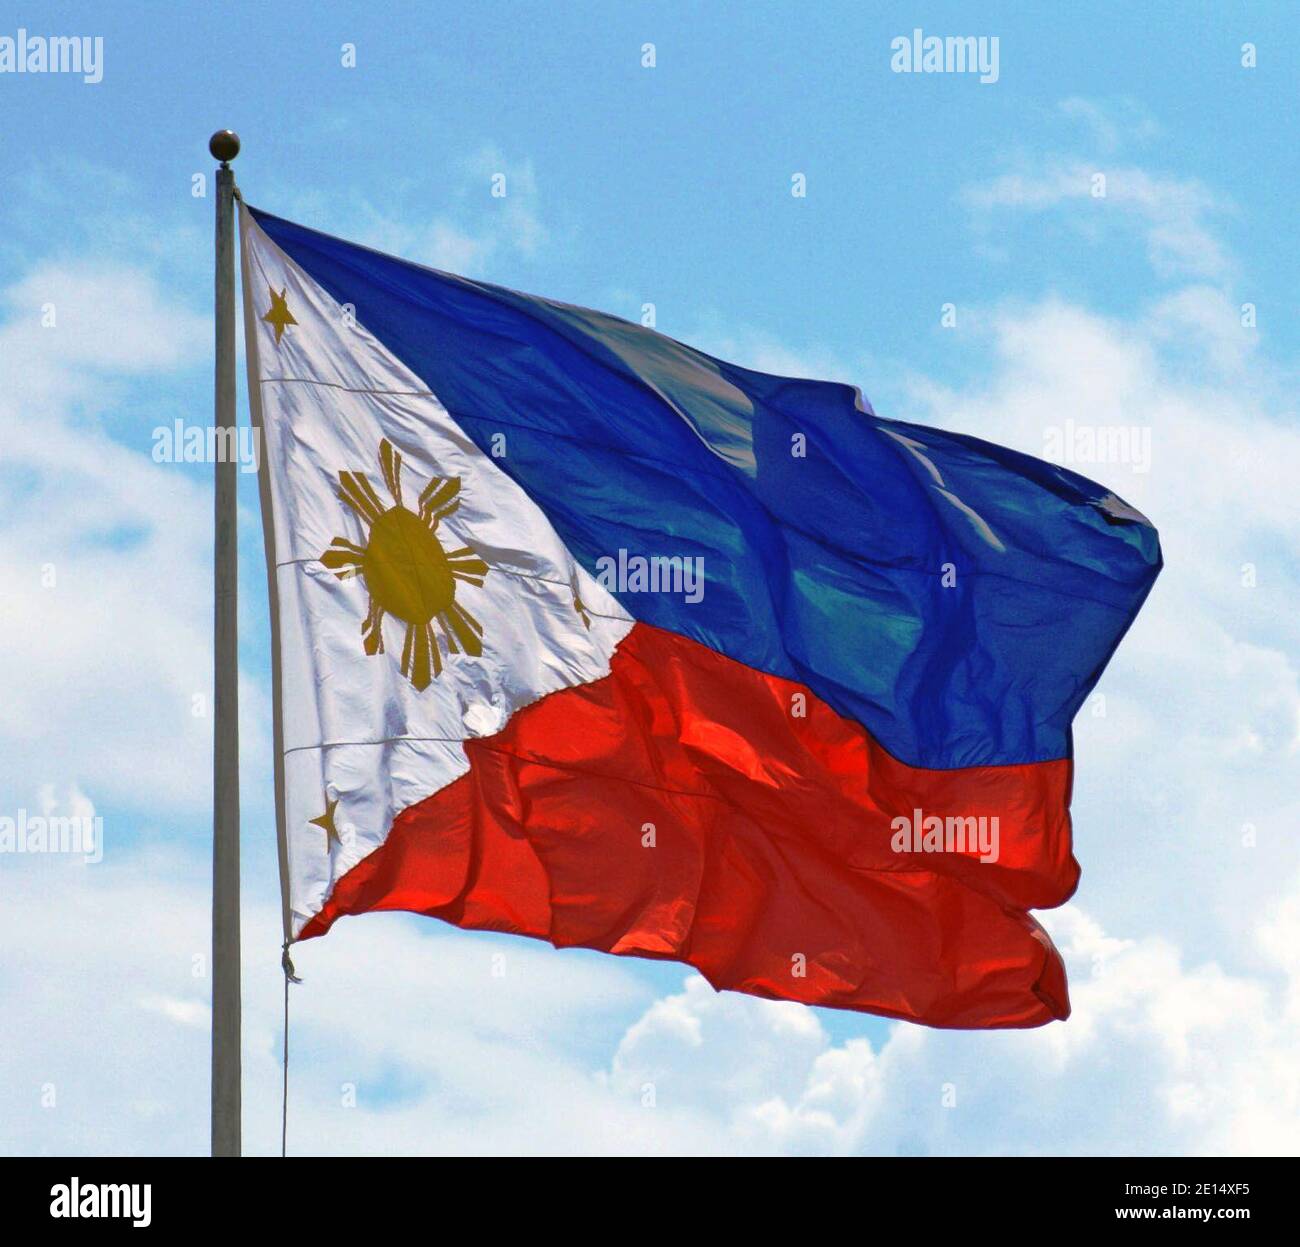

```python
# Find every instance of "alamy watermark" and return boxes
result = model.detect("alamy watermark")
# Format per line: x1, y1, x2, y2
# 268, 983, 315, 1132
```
1043, 419, 1152, 474
890, 30, 999, 84
50, 1179, 150, 1228
152, 420, 260, 473
0, 808, 103, 863
594, 549, 705, 604
0, 30, 102, 83
890, 808, 1000, 864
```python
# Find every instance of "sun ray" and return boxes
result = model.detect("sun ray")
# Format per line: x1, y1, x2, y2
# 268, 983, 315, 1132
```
419, 476, 461, 526
399, 621, 414, 677
441, 601, 484, 655
460, 603, 484, 636
409, 622, 432, 688
337, 472, 385, 525
362, 598, 386, 655
437, 613, 460, 655
322, 537, 367, 579
400, 621, 440, 690
379, 439, 403, 507
447, 547, 488, 585
355, 472, 388, 515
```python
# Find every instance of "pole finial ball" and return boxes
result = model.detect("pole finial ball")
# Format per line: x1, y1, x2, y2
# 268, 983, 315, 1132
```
209, 130, 241, 163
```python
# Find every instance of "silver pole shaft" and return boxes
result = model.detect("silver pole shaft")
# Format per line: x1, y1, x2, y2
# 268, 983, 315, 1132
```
212, 157, 241, 1158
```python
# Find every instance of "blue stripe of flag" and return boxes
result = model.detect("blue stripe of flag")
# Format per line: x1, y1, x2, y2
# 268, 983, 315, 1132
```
250, 205, 1161, 770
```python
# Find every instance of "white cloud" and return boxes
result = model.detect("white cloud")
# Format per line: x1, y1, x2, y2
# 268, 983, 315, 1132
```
0, 264, 208, 403
138, 995, 209, 1029
605, 888, 1300, 1155
35, 783, 96, 824
0, 251, 271, 815
607, 977, 825, 1124
1059, 97, 1162, 153
353, 145, 546, 275
0, 845, 745, 1156
965, 161, 1234, 280
6, 831, 1294, 1155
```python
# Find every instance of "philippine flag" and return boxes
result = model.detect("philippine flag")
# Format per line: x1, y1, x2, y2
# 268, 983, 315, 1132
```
240, 204, 1160, 1029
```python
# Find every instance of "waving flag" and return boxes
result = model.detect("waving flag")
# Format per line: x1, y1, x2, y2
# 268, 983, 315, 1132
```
240, 203, 1160, 1029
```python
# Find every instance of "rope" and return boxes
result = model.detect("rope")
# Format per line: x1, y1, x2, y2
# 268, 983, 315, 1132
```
280, 943, 301, 1157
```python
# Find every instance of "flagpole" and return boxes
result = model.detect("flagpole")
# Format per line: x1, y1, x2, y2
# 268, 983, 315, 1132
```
210, 128, 241, 1159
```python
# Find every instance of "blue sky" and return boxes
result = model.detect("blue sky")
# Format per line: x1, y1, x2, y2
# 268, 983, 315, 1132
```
2, 2, 1298, 1154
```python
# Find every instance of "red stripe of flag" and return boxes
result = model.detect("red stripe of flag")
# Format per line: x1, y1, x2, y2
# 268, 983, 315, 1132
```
302, 623, 1073, 1028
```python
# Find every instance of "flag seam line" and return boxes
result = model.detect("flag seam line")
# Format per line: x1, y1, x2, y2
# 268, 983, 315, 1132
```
239, 204, 295, 946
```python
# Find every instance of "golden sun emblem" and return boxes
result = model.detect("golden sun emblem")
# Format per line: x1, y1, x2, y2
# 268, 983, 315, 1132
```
321, 439, 489, 690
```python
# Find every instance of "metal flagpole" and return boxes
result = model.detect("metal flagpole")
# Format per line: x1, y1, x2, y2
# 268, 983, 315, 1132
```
210, 128, 241, 1158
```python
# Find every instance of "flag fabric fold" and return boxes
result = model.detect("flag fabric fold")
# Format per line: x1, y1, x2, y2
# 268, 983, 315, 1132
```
240, 202, 1160, 1029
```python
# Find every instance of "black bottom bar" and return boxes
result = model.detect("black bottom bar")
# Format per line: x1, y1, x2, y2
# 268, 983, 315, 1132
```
6, 1155, 1288, 1232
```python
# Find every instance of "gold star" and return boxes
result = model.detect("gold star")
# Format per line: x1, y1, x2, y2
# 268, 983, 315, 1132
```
572, 592, 591, 630
571, 574, 591, 630
262, 285, 297, 344
309, 798, 341, 851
